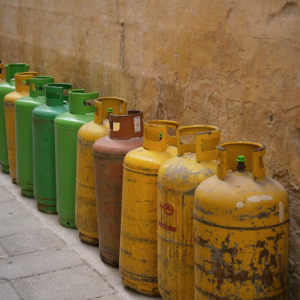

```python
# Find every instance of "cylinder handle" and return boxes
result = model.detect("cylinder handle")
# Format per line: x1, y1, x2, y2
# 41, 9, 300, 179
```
94, 97, 127, 124
45, 83, 73, 106
68, 89, 98, 115
177, 125, 220, 162
14, 72, 39, 92
143, 120, 179, 152
217, 141, 266, 181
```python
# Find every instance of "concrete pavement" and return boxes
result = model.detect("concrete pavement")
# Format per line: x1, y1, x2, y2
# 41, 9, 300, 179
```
0, 170, 162, 300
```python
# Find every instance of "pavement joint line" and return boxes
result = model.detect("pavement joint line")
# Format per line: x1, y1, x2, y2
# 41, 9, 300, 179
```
8, 279, 25, 300
5, 263, 87, 281
0, 228, 47, 240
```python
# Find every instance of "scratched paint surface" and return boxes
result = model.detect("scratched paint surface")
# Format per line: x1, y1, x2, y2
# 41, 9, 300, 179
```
157, 153, 217, 300
119, 146, 176, 296
194, 171, 289, 299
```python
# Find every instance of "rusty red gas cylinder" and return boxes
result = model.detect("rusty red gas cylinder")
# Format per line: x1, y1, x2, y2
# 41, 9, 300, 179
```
92, 110, 143, 266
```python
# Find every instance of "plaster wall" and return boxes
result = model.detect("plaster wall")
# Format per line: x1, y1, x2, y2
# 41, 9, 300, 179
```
0, 0, 299, 298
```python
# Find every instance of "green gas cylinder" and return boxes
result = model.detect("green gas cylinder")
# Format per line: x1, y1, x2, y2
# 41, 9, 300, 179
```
33, 83, 72, 213
15, 76, 54, 197
0, 63, 29, 173
55, 89, 98, 228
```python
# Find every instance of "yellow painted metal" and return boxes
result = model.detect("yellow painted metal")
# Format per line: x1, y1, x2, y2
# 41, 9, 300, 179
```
4, 72, 38, 183
194, 142, 289, 299
0, 63, 5, 84
157, 125, 220, 300
119, 120, 179, 296
75, 97, 127, 245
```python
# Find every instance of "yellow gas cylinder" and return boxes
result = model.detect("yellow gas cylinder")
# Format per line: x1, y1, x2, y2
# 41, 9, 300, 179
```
194, 142, 289, 299
157, 125, 220, 300
4, 71, 38, 183
75, 97, 127, 245
119, 120, 179, 296
0, 62, 5, 84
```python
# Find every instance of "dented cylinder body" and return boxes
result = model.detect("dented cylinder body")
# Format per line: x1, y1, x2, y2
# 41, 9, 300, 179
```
119, 120, 179, 296
93, 110, 143, 265
4, 72, 38, 184
15, 76, 54, 197
75, 97, 127, 246
193, 142, 289, 300
157, 125, 220, 300
0, 63, 29, 173
33, 83, 71, 213
55, 89, 98, 228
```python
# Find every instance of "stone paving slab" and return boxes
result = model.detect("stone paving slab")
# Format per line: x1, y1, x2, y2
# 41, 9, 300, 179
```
12, 264, 117, 300
0, 280, 22, 300
0, 216, 44, 238
0, 187, 15, 201
0, 229, 66, 256
0, 200, 31, 221
0, 244, 8, 259
0, 248, 84, 280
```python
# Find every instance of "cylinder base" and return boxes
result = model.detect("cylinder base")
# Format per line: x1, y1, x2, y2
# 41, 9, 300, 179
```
12, 177, 17, 184
21, 188, 34, 198
100, 251, 119, 266
1, 164, 9, 174
37, 202, 57, 214
121, 275, 160, 297
59, 216, 77, 229
79, 232, 98, 246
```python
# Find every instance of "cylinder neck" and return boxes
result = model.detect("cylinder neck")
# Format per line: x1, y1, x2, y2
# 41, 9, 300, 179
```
217, 142, 266, 181
143, 120, 179, 152
94, 97, 127, 124
15, 72, 38, 93
109, 110, 143, 140
68, 89, 98, 115
5, 63, 29, 82
29, 76, 54, 98
45, 83, 72, 106
0, 63, 5, 80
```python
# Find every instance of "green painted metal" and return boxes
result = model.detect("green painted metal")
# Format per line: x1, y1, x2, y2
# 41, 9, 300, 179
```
55, 89, 97, 228
0, 63, 29, 173
15, 76, 54, 197
33, 83, 72, 213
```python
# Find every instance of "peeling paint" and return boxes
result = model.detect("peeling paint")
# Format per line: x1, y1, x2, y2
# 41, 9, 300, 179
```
236, 201, 244, 208
247, 195, 273, 203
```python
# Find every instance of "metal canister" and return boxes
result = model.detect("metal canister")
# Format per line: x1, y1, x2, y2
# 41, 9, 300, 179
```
33, 83, 72, 213
4, 72, 38, 183
0, 63, 29, 173
93, 110, 144, 265
55, 89, 98, 228
15, 76, 54, 197
157, 125, 220, 300
119, 120, 179, 296
76, 97, 127, 245
194, 142, 289, 299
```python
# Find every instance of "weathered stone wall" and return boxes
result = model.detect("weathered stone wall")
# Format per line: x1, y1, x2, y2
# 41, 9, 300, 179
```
1, 0, 300, 298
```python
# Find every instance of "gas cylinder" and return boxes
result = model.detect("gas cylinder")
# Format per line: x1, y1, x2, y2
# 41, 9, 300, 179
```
4, 72, 39, 184
93, 110, 144, 265
32, 83, 72, 213
194, 142, 289, 299
15, 76, 54, 197
0, 62, 5, 84
157, 125, 220, 300
55, 89, 98, 228
75, 97, 127, 245
0, 63, 29, 173
119, 120, 179, 296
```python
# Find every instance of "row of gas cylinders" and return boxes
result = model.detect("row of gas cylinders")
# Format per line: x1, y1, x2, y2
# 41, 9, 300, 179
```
0, 63, 289, 299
